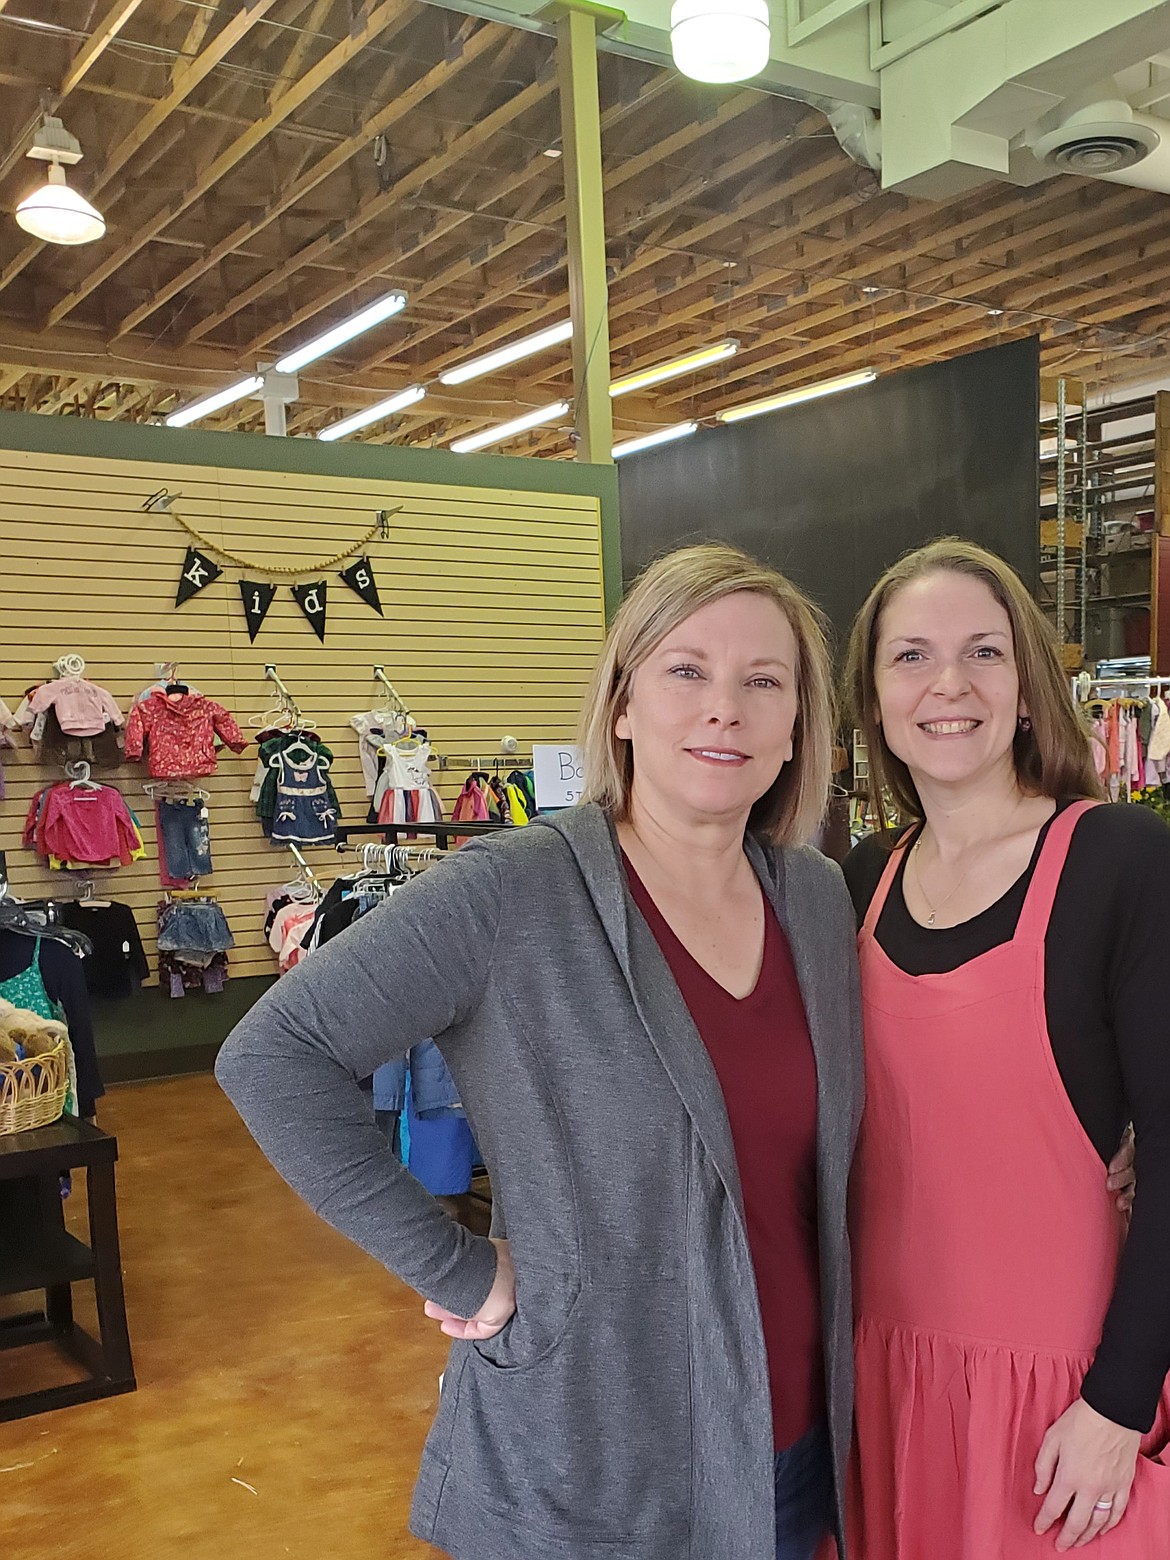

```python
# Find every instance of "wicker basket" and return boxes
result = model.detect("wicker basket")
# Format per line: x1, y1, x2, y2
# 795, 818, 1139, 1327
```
0, 1039, 68, 1136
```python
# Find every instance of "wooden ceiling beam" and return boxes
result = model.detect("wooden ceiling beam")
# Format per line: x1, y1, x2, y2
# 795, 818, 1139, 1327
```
352, 90, 775, 378
116, 14, 494, 343
0, 0, 283, 299
644, 191, 1167, 411
41, 0, 412, 332
0, 0, 147, 188
238, 67, 677, 360
184, 60, 559, 348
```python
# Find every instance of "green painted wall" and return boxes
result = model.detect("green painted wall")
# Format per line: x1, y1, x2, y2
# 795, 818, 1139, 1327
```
0, 409, 623, 618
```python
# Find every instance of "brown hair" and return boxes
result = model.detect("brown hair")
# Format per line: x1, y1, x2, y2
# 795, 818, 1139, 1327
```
578, 543, 834, 845
845, 537, 1102, 831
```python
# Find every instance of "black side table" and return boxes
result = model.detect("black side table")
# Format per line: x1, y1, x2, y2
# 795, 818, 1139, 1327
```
0, 1116, 136, 1420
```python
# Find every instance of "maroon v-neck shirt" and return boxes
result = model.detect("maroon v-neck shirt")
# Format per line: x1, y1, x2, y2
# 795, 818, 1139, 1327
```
624, 856, 824, 1451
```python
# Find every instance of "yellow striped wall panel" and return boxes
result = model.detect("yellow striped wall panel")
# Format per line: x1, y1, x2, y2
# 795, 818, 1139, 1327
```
0, 444, 606, 986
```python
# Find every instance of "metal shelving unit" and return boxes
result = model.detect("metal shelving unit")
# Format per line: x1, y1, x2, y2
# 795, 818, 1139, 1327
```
1040, 383, 1157, 669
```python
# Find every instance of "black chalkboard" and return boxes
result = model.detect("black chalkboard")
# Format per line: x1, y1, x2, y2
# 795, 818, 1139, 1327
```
618, 337, 1039, 648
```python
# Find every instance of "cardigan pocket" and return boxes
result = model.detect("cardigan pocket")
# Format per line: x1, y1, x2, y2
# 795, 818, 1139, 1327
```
473, 1260, 581, 1373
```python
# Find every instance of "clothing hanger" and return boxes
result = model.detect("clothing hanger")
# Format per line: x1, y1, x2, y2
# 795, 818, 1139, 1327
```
65, 760, 100, 790
0, 898, 93, 958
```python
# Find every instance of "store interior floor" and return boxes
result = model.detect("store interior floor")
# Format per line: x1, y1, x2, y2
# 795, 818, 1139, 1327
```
0, 1074, 464, 1560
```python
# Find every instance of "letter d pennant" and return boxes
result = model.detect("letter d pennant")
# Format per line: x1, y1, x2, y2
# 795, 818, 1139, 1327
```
291, 580, 328, 642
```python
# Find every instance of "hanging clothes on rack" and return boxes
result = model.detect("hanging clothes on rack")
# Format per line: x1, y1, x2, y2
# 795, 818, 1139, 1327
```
255, 730, 340, 840
268, 738, 339, 847
124, 689, 247, 779
0, 697, 15, 801
0, 912, 102, 1119
156, 895, 234, 998
57, 900, 149, 1000
307, 860, 477, 1196
350, 708, 409, 797
26, 673, 123, 739
370, 735, 443, 831
23, 778, 145, 868
150, 790, 213, 884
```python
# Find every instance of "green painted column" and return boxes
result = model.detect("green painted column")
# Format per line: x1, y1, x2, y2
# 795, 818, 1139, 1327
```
554, 4, 616, 467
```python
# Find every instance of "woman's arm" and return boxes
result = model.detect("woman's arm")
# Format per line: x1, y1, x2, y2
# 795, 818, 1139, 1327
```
215, 844, 503, 1320
1079, 808, 1170, 1432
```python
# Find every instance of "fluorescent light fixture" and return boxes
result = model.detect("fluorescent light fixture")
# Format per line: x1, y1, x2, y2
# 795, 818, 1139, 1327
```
318, 385, 426, 442
273, 292, 407, 375
612, 421, 698, 459
717, 368, 877, 424
165, 375, 263, 428
670, 0, 770, 84
610, 339, 739, 398
450, 400, 570, 455
439, 320, 573, 386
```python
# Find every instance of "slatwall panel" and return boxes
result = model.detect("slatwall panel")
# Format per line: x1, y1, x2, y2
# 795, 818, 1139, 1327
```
0, 447, 605, 983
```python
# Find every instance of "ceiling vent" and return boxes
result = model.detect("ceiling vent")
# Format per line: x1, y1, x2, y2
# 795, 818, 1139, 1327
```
1031, 98, 1160, 178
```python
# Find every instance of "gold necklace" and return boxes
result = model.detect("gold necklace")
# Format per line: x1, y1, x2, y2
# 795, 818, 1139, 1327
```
910, 834, 976, 928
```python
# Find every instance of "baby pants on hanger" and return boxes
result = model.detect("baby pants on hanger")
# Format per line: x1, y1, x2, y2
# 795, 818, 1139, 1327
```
157, 799, 212, 882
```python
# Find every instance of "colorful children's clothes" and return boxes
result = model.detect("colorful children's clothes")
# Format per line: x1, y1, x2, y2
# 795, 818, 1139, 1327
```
24, 783, 144, 868
270, 751, 338, 845
350, 710, 409, 797
27, 676, 123, 738
255, 732, 340, 837
156, 898, 233, 998
124, 690, 247, 779
0, 931, 104, 1118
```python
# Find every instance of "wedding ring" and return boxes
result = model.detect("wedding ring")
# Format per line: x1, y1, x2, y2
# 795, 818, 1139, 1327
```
1094, 1499, 1114, 1511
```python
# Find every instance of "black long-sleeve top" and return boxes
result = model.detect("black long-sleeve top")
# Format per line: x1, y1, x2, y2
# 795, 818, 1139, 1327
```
843, 801, 1170, 1434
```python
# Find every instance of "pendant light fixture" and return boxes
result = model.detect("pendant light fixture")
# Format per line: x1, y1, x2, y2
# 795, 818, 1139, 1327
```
14, 117, 106, 246
670, 0, 771, 85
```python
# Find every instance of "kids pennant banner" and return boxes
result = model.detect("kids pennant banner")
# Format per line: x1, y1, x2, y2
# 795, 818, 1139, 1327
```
338, 555, 384, 616
175, 547, 223, 606
291, 580, 328, 641
239, 580, 277, 642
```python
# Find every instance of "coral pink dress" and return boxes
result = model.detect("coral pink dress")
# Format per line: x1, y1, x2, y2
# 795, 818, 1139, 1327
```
847, 801, 1170, 1558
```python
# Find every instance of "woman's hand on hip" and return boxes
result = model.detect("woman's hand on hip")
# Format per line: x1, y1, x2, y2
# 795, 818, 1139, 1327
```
1033, 1396, 1141, 1550
423, 1238, 516, 1341
1106, 1125, 1136, 1218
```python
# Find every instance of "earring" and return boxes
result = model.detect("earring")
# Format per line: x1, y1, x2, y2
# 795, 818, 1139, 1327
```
1018, 715, 1033, 734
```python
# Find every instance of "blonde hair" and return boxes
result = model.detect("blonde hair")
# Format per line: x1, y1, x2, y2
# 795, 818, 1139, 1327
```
579, 543, 834, 845
845, 536, 1103, 831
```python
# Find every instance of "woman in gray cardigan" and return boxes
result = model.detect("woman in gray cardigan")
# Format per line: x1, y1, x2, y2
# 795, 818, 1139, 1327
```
216, 543, 864, 1560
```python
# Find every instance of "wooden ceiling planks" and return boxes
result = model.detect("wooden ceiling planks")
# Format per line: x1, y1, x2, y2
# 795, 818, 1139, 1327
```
1, 0, 1168, 446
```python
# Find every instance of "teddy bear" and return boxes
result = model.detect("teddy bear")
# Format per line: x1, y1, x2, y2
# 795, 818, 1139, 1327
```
0, 997, 69, 1064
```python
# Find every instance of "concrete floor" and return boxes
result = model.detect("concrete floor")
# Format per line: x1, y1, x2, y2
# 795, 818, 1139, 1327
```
0, 1074, 453, 1560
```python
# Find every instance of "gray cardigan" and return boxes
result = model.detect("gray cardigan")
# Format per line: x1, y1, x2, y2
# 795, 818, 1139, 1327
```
215, 803, 863, 1560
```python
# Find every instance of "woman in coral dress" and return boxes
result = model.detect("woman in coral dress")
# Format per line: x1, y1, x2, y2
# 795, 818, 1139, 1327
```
841, 538, 1170, 1557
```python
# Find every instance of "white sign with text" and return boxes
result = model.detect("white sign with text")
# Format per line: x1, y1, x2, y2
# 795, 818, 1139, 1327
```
532, 743, 584, 810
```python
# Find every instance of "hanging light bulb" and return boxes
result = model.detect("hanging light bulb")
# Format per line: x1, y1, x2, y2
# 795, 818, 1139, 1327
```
13, 116, 105, 247
670, 0, 770, 84
16, 163, 106, 246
